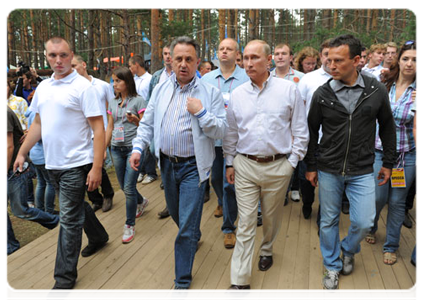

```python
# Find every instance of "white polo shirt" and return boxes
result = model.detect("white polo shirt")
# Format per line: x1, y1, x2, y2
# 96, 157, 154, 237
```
91, 76, 114, 129
134, 72, 152, 100
30, 70, 103, 170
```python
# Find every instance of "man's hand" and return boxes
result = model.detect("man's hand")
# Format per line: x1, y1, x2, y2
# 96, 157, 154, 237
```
377, 167, 392, 186
86, 166, 102, 191
187, 97, 203, 115
13, 154, 26, 173
306, 171, 318, 187
226, 167, 235, 185
129, 152, 141, 171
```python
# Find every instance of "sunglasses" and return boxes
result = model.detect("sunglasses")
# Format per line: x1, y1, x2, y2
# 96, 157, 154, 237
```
405, 40, 416, 46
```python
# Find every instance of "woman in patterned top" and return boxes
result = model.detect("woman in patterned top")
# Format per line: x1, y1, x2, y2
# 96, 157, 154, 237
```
366, 41, 416, 266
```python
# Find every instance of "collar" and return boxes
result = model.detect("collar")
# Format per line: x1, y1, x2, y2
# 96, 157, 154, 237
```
51, 69, 78, 83
172, 73, 198, 91
250, 72, 272, 90
330, 72, 365, 92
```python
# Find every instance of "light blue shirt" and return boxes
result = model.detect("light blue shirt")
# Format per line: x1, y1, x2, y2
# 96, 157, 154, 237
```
132, 73, 227, 182
201, 65, 249, 146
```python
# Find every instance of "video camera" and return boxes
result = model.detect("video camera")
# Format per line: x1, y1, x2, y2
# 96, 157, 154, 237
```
17, 61, 30, 76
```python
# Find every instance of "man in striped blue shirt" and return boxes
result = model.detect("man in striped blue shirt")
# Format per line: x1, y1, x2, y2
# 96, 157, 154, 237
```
130, 36, 227, 289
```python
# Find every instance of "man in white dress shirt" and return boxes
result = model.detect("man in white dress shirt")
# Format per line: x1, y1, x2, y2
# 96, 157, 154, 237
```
128, 54, 152, 100
224, 40, 309, 289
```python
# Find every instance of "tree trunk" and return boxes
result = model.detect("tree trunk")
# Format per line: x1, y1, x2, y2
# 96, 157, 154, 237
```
87, 10, 94, 69
389, 9, 396, 41
201, 9, 205, 60
151, 9, 161, 73
218, 9, 226, 41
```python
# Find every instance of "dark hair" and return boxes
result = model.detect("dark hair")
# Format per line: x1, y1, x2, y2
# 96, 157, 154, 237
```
328, 34, 362, 59
129, 54, 145, 69
319, 39, 332, 54
23, 71, 35, 84
383, 41, 416, 92
170, 36, 200, 58
112, 67, 138, 99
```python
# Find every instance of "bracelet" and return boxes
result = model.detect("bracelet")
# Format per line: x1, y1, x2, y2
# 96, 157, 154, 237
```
225, 165, 233, 169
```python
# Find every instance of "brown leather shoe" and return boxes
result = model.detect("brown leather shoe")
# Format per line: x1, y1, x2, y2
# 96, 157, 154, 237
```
225, 284, 250, 297
214, 205, 223, 218
258, 255, 273, 271
224, 232, 236, 249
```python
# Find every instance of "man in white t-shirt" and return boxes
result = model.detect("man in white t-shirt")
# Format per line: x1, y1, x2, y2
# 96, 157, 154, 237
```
72, 55, 115, 213
129, 54, 152, 101
14, 37, 106, 289
361, 44, 387, 81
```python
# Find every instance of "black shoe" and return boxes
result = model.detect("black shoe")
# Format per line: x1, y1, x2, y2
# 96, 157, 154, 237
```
257, 212, 263, 227
92, 203, 102, 212
47, 285, 74, 300
52, 282, 75, 289
258, 255, 273, 271
160, 182, 164, 190
302, 205, 312, 219
341, 201, 350, 215
204, 193, 210, 203
102, 197, 113, 212
81, 240, 108, 257
403, 213, 413, 228
225, 284, 251, 298
158, 207, 170, 219
284, 196, 288, 206
171, 286, 188, 300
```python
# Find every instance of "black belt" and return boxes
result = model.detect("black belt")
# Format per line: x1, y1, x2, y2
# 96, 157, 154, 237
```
160, 152, 195, 163
241, 153, 286, 163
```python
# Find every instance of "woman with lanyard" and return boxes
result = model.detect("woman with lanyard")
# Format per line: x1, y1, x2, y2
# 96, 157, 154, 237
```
366, 41, 416, 265
106, 67, 149, 244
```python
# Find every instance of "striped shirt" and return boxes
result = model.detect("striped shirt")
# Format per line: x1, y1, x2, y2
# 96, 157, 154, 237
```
160, 74, 198, 157
375, 81, 416, 153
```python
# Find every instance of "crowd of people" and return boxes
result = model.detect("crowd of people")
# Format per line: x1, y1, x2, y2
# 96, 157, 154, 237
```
7, 32, 416, 291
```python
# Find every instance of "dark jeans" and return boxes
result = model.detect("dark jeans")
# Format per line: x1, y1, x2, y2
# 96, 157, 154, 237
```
48, 164, 95, 288
160, 153, 206, 288
7, 213, 20, 255
34, 164, 56, 213
140, 147, 158, 178
8, 163, 59, 229
87, 167, 115, 206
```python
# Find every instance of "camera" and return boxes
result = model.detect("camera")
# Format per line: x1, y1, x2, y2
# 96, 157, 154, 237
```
17, 61, 30, 77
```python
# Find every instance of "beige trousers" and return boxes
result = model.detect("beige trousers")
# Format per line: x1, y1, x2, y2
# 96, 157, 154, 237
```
230, 154, 293, 285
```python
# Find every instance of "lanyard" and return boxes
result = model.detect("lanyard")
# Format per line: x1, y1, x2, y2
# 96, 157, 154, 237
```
218, 77, 235, 92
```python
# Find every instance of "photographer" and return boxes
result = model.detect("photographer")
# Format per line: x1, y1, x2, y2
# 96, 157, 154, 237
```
14, 62, 43, 106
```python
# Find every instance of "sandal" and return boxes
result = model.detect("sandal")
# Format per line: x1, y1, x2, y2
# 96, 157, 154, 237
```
383, 252, 397, 265
365, 233, 376, 244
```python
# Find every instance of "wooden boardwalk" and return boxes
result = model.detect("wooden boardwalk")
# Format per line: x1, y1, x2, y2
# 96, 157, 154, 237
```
7, 176, 416, 291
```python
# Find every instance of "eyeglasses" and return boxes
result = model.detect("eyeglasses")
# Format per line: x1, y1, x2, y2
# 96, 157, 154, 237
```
405, 40, 415, 46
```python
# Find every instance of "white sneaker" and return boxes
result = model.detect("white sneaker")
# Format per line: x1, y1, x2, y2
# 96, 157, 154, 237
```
137, 173, 145, 183
136, 198, 149, 218
291, 190, 300, 202
141, 175, 157, 185
122, 225, 135, 244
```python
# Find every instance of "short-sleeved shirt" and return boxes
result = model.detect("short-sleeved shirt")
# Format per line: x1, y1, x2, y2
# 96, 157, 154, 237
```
30, 70, 103, 170
107, 95, 147, 147
8, 94, 28, 130
7, 107, 25, 171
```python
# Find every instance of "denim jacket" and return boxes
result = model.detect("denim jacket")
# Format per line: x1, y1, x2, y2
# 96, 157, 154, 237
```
132, 74, 227, 182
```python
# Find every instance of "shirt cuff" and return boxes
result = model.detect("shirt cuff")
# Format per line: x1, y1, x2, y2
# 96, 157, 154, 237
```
194, 107, 207, 118
132, 147, 143, 155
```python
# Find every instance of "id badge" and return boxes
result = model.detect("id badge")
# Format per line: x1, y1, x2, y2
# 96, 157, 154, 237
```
114, 125, 125, 142
391, 168, 406, 188
222, 92, 230, 109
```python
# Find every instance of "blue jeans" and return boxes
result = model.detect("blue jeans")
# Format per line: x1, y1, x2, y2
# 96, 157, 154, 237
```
318, 170, 375, 271
211, 147, 238, 234
7, 163, 59, 229
7, 213, 20, 255
34, 164, 56, 213
140, 147, 158, 178
160, 153, 206, 288
111, 146, 144, 226
48, 164, 92, 288
370, 150, 416, 253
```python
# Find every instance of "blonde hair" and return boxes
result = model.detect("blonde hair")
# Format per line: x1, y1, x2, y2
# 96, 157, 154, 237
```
294, 46, 319, 72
